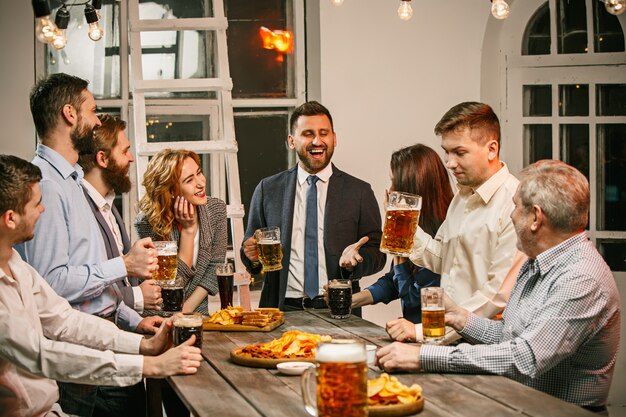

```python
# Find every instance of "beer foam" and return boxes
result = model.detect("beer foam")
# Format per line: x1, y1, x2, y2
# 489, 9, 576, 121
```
174, 314, 203, 327
258, 239, 279, 245
328, 280, 351, 289
421, 306, 445, 312
316, 342, 366, 363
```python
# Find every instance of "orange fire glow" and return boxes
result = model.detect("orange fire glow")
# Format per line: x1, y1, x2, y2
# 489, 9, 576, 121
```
259, 26, 294, 54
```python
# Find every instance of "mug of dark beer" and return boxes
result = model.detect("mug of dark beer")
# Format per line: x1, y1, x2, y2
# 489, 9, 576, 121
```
328, 279, 352, 319
153, 240, 178, 284
301, 340, 368, 417
216, 263, 235, 309
173, 312, 203, 349
255, 227, 283, 272
380, 191, 422, 256
161, 280, 184, 314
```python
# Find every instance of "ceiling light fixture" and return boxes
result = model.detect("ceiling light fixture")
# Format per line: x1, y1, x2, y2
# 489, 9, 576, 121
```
491, 0, 510, 19
32, 0, 105, 48
397, 0, 413, 21
604, 0, 626, 15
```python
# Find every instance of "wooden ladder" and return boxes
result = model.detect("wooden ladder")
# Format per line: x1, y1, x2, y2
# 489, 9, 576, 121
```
127, 0, 251, 311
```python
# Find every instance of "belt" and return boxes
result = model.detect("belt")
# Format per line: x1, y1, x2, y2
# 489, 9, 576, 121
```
284, 296, 327, 310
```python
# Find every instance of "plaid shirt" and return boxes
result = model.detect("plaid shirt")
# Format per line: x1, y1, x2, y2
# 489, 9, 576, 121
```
421, 233, 621, 407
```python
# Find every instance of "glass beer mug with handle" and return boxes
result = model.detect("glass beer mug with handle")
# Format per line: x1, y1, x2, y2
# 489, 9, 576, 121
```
380, 191, 422, 256
153, 240, 178, 284
255, 227, 283, 272
301, 340, 368, 417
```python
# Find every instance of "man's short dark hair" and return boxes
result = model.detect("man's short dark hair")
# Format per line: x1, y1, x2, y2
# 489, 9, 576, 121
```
0, 155, 42, 215
289, 101, 334, 135
78, 114, 127, 174
434, 102, 501, 149
30, 73, 90, 140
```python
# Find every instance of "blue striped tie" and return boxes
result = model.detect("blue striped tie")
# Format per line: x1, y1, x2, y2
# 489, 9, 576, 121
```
304, 175, 320, 299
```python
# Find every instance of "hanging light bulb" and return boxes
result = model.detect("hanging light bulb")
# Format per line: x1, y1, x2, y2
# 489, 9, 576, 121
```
51, 5, 70, 50
491, 0, 510, 19
331, 0, 344, 5
397, 0, 413, 20
604, 0, 625, 15
32, 0, 57, 44
84, 4, 104, 41
92, 0, 103, 20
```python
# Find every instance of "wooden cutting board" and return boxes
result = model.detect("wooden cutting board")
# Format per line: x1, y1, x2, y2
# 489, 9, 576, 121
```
203, 318, 284, 332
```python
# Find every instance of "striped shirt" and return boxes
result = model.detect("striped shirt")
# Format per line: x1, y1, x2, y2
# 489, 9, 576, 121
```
421, 233, 621, 408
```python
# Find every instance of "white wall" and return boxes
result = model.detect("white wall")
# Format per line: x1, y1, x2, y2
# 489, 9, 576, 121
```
0, 0, 37, 159
317, 0, 491, 325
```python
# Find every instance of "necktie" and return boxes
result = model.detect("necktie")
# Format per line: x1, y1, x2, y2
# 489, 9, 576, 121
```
304, 175, 320, 299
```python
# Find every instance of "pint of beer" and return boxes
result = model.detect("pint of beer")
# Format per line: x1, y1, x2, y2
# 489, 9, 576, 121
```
421, 287, 445, 344
153, 241, 178, 284
255, 227, 283, 272
301, 340, 368, 417
328, 279, 352, 319
216, 263, 235, 309
380, 191, 422, 256
173, 312, 203, 349
161, 284, 184, 313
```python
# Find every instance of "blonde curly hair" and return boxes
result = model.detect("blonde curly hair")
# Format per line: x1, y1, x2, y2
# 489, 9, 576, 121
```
138, 149, 201, 239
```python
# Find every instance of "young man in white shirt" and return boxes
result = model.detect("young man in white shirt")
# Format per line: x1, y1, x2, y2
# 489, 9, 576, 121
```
386, 102, 522, 343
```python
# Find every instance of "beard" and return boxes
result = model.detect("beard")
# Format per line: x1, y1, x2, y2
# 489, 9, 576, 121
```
102, 158, 132, 194
71, 121, 96, 156
296, 145, 334, 174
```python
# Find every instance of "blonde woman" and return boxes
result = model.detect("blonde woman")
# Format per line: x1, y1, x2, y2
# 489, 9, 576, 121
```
135, 149, 227, 314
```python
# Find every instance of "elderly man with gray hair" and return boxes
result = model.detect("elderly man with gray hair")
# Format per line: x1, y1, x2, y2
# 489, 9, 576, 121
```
376, 160, 621, 414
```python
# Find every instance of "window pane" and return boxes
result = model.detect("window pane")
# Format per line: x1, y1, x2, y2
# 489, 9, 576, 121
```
598, 124, 626, 231
522, 3, 551, 55
559, 84, 589, 116
560, 124, 589, 179
523, 85, 552, 116
235, 112, 290, 225
139, 0, 214, 19
593, 0, 625, 53
46, 3, 121, 99
557, 0, 588, 54
524, 124, 553, 165
597, 240, 626, 271
146, 115, 210, 142
597, 84, 626, 116
226, 0, 294, 98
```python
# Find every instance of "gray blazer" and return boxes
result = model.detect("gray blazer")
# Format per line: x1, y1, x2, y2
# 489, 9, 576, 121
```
241, 164, 386, 309
135, 198, 228, 314
83, 189, 137, 308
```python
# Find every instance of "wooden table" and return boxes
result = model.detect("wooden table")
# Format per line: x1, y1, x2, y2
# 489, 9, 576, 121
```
168, 310, 596, 417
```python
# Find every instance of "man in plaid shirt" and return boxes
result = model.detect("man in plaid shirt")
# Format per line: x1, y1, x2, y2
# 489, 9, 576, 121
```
377, 160, 621, 413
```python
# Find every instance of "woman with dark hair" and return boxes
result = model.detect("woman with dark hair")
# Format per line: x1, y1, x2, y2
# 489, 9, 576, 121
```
351, 144, 453, 324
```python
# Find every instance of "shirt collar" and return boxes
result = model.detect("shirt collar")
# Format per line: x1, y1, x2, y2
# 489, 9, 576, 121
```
81, 178, 115, 210
1, 249, 26, 284
458, 162, 511, 204
521, 232, 588, 278
297, 163, 333, 185
36, 143, 84, 181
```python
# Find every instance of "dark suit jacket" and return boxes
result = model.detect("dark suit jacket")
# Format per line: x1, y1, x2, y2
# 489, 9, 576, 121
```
83, 189, 138, 308
241, 164, 386, 309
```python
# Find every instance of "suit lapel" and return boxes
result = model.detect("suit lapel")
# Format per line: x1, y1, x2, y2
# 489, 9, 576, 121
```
83, 188, 119, 259
324, 165, 343, 242
111, 204, 131, 255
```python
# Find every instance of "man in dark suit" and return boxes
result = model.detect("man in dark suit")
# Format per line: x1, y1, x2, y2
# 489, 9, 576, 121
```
241, 101, 386, 313
79, 114, 162, 314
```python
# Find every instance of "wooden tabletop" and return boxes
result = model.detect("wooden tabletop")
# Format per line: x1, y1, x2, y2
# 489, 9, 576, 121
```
168, 310, 596, 417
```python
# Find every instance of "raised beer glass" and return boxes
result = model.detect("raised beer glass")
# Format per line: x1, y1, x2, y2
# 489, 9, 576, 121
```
216, 263, 235, 309
153, 240, 178, 284
173, 312, 203, 349
255, 227, 283, 272
301, 340, 368, 417
421, 287, 445, 344
380, 191, 422, 256
328, 279, 352, 319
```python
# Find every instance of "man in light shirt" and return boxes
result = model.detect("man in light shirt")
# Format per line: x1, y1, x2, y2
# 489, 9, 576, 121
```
79, 114, 162, 314
386, 102, 521, 343
377, 160, 620, 413
0, 154, 202, 417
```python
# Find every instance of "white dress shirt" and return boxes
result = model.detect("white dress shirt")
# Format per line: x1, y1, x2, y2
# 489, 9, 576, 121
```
286, 163, 333, 298
410, 163, 519, 317
0, 250, 143, 417
82, 179, 144, 313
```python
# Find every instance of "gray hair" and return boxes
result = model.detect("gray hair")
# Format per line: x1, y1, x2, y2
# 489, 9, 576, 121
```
518, 160, 589, 233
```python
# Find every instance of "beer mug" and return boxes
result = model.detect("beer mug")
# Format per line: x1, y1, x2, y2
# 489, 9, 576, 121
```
328, 279, 352, 320
380, 191, 422, 256
301, 340, 368, 417
216, 263, 235, 309
161, 277, 184, 315
153, 240, 178, 284
173, 312, 203, 349
255, 227, 283, 272
421, 287, 445, 344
